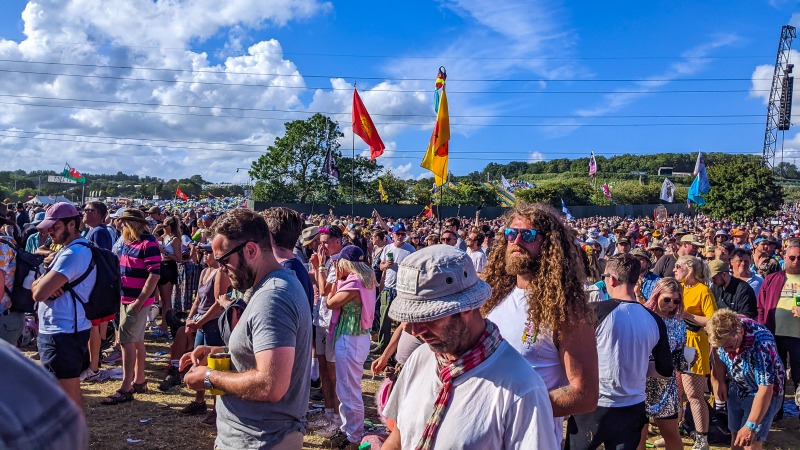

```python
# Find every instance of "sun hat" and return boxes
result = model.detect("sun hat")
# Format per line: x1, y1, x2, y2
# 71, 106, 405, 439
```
388, 245, 491, 323
117, 208, 149, 224
36, 202, 81, 230
301, 226, 320, 246
652, 230, 662, 238
109, 208, 127, 218
708, 260, 730, 278
331, 245, 366, 263
146, 206, 161, 214
679, 234, 703, 246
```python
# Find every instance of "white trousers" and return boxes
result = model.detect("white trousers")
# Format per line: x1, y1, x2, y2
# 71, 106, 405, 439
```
334, 333, 370, 442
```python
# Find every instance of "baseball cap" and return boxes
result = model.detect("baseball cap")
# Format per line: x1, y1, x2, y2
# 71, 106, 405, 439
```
617, 237, 630, 245
392, 223, 406, 234
30, 211, 46, 225
388, 245, 491, 323
331, 245, 366, 263
36, 202, 80, 231
709, 260, 730, 278
630, 247, 652, 260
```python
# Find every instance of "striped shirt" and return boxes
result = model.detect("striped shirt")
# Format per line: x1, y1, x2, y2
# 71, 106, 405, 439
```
120, 234, 161, 305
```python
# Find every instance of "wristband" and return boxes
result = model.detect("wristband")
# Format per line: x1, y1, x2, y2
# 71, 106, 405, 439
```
745, 421, 760, 433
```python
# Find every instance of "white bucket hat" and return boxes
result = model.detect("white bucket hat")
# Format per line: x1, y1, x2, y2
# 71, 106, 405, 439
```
388, 245, 491, 323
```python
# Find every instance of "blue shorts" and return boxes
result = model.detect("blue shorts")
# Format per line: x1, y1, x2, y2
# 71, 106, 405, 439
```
727, 383, 783, 441
38, 330, 90, 379
194, 320, 224, 348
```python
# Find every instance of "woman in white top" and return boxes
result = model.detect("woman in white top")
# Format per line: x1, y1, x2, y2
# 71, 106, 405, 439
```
154, 216, 183, 336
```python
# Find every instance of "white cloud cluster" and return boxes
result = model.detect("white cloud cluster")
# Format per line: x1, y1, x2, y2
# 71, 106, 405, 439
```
0, 0, 329, 180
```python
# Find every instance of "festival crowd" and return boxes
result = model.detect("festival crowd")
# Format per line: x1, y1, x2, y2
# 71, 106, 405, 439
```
0, 199, 798, 450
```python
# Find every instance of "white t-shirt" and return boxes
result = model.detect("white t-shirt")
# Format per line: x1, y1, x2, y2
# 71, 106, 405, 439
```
596, 301, 665, 407
466, 248, 487, 273
384, 340, 557, 450
312, 262, 337, 328
38, 238, 95, 334
486, 287, 569, 446
595, 235, 610, 258
381, 243, 415, 289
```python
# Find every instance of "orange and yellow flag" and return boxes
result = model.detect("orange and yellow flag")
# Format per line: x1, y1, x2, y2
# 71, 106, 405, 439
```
420, 85, 450, 186
352, 87, 385, 161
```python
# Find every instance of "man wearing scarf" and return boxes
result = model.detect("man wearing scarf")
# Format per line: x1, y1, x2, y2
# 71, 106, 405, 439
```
382, 245, 556, 449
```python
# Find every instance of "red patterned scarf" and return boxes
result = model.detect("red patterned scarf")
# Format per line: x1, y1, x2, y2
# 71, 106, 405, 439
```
415, 319, 504, 450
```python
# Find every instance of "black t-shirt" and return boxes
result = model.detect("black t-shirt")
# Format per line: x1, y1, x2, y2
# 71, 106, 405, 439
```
711, 276, 757, 318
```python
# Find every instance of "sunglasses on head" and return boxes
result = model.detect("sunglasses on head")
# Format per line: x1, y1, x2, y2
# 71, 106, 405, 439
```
214, 241, 251, 266
504, 228, 538, 243
661, 296, 681, 305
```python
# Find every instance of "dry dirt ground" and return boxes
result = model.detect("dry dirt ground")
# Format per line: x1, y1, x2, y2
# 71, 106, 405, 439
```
21, 338, 800, 450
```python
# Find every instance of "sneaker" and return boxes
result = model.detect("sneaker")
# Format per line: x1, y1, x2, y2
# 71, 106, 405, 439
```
101, 349, 122, 365
652, 437, 665, 448
80, 368, 101, 382
307, 412, 332, 431
310, 389, 324, 402
691, 434, 710, 450
179, 401, 208, 416
315, 416, 343, 438
327, 430, 349, 447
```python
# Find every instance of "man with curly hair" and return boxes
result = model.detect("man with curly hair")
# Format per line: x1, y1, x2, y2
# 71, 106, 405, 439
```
482, 203, 599, 447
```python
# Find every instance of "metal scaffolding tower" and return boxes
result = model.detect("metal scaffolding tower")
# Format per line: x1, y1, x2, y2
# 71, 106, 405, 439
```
763, 25, 796, 168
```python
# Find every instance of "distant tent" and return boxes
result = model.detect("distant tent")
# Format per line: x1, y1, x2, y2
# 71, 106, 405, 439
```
25, 195, 72, 205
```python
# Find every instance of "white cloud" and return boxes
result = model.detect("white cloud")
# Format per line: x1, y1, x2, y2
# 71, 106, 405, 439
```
0, 0, 331, 180
528, 151, 545, 163
575, 34, 740, 119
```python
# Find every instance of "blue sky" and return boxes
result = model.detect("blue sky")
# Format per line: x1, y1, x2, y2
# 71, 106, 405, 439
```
0, 0, 798, 183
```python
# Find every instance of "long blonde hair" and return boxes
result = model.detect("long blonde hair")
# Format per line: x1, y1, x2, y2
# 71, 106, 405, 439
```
337, 259, 377, 290
121, 219, 150, 243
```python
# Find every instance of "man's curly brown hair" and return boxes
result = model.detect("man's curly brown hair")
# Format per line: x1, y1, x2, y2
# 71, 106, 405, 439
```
481, 203, 594, 338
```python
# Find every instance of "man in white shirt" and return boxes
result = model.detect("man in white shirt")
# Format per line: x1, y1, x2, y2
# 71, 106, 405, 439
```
566, 253, 673, 450
465, 229, 487, 274
382, 245, 556, 450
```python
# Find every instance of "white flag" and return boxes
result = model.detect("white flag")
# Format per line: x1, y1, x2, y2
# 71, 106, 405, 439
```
501, 175, 512, 189
660, 178, 675, 203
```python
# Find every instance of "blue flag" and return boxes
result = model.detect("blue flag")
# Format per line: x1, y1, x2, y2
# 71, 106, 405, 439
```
561, 198, 575, 221
687, 152, 709, 206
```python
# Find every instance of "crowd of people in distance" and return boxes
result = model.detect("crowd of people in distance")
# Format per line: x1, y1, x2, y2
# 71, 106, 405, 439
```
1, 198, 799, 450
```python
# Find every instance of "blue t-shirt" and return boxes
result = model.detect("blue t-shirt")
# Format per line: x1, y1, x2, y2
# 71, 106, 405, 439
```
281, 257, 314, 313
37, 238, 95, 334
84, 224, 114, 251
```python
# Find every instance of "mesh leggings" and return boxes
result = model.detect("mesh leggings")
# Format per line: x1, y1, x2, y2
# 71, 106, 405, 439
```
681, 373, 709, 433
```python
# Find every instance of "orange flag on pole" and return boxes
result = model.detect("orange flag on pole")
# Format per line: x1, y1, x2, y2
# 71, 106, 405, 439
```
421, 67, 450, 187
352, 87, 385, 161
176, 187, 188, 201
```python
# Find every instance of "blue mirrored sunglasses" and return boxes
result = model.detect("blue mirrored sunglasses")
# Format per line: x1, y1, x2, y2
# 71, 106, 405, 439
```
504, 228, 538, 243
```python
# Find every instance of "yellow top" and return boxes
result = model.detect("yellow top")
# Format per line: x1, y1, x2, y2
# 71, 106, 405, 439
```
682, 282, 717, 321
776, 273, 800, 338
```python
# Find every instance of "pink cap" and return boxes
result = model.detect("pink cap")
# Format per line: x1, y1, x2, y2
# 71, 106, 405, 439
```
37, 202, 80, 230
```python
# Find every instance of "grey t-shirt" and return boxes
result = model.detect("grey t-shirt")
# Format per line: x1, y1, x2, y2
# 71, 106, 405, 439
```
381, 243, 415, 289
215, 268, 313, 449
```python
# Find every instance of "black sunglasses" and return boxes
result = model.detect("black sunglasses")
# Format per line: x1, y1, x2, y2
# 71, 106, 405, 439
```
661, 296, 681, 305
504, 228, 538, 243
788, 255, 799, 261
214, 241, 251, 266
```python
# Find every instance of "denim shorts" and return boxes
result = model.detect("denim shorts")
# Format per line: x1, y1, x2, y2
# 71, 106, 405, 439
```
194, 320, 225, 348
38, 330, 90, 379
727, 383, 783, 441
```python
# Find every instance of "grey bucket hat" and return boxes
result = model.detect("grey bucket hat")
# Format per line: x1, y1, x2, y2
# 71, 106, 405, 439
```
388, 245, 491, 323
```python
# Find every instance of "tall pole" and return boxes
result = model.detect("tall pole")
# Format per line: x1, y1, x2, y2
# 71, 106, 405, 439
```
351, 82, 356, 216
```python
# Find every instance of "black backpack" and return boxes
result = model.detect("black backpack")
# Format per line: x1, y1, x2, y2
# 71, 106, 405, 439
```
0, 238, 44, 314
64, 241, 121, 321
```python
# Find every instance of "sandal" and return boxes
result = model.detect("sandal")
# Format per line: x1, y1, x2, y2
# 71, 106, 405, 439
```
101, 389, 134, 405
132, 381, 148, 394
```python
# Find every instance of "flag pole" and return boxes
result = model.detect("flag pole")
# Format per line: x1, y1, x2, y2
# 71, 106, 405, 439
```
352, 82, 356, 216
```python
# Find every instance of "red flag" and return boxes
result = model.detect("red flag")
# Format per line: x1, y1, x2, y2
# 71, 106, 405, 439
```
422, 203, 434, 219
352, 87, 385, 161
176, 187, 188, 201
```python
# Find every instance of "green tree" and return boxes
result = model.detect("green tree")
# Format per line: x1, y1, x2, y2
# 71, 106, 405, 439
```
441, 181, 500, 207
251, 114, 342, 203
338, 156, 382, 203
704, 161, 783, 220
373, 171, 409, 204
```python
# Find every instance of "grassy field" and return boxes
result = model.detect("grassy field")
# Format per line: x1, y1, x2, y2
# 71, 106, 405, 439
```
22, 337, 800, 449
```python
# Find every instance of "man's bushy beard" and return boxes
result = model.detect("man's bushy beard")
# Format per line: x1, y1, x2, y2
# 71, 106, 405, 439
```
505, 245, 540, 275
228, 257, 257, 291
